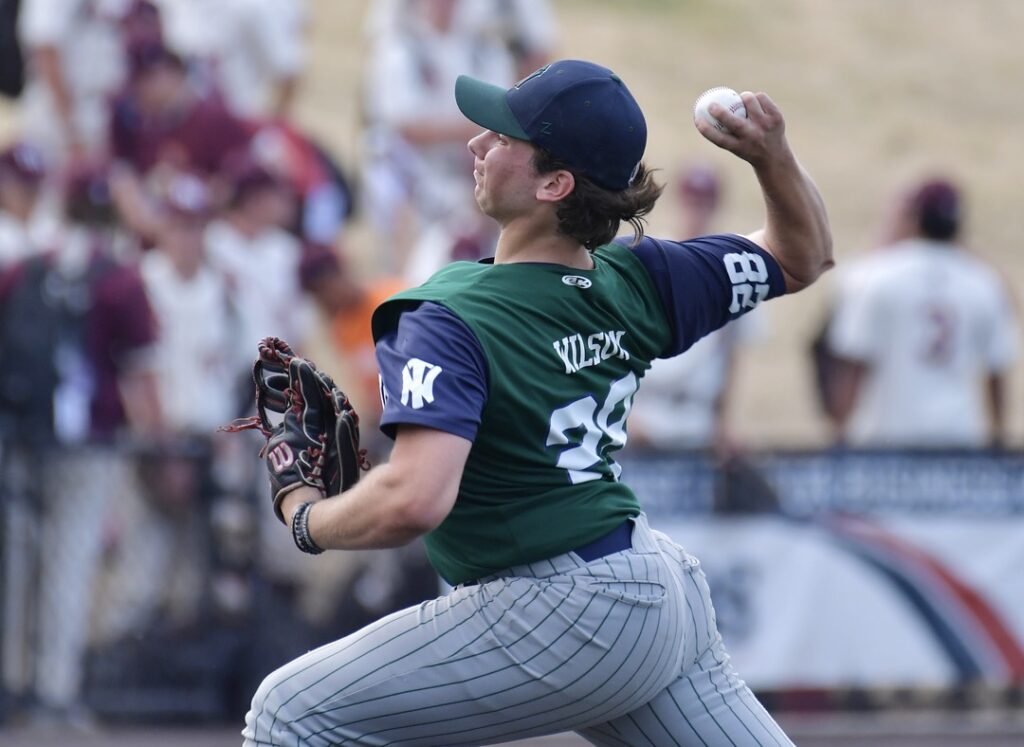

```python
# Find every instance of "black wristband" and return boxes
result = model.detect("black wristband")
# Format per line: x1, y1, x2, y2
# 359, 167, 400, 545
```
291, 501, 324, 555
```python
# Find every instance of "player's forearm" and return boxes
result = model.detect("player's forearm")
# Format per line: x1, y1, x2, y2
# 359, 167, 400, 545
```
283, 463, 449, 550
118, 365, 165, 436
754, 150, 833, 292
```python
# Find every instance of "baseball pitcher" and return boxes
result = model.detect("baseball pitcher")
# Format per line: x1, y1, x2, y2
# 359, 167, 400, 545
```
233, 59, 832, 746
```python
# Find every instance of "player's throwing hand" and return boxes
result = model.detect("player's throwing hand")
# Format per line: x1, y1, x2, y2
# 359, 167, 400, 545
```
696, 91, 788, 168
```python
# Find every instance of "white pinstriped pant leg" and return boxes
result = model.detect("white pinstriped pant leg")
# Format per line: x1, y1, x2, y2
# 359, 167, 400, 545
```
578, 531, 794, 747
242, 515, 688, 746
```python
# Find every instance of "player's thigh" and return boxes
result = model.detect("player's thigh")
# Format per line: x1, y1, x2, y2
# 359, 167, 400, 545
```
244, 586, 480, 746
579, 531, 794, 747
246, 566, 683, 747
578, 642, 793, 747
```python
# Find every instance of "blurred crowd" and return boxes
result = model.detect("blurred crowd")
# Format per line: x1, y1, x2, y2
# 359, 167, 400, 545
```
0, 0, 558, 728
0, 0, 1018, 730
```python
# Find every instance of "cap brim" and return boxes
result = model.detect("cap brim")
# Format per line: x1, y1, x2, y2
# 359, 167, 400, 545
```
455, 76, 530, 140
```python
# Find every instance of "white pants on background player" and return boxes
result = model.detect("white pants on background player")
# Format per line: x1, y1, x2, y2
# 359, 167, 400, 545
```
243, 514, 792, 746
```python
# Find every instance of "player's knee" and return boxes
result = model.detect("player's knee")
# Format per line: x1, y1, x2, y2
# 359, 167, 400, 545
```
244, 670, 304, 743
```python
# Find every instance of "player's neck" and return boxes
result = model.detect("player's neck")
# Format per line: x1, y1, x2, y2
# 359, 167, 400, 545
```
493, 221, 592, 269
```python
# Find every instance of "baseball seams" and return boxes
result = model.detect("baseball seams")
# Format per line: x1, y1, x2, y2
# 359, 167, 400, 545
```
242, 515, 793, 746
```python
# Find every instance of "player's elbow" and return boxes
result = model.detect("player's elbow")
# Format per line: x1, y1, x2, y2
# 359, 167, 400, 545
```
797, 243, 835, 289
395, 494, 452, 537
777, 232, 834, 293
805, 208, 836, 281
813, 230, 836, 277
382, 427, 468, 540
379, 469, 457, 542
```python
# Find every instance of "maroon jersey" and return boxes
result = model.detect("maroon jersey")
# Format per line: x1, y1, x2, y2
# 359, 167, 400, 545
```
111, 91, 252, 176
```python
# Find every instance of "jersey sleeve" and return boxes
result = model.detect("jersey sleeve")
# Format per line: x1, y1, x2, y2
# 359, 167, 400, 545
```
376, 301, 489, 441
630, 234, 787, 358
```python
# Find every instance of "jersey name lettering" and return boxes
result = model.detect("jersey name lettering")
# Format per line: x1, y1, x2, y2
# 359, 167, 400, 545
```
552, 330, 630, 374
401, 358, 443, 409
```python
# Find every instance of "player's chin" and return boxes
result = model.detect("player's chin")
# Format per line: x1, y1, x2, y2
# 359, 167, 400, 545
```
473, 187, 490, 213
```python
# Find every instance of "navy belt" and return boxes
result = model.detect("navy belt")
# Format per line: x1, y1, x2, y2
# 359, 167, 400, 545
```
463, 520, 633, 587
573, 519, 634, 562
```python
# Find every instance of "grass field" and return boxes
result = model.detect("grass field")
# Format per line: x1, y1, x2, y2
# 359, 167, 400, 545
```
1, 0, 1021, 445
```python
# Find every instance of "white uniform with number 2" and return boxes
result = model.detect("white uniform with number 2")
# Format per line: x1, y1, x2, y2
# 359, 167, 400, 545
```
829, 239, 1018, 446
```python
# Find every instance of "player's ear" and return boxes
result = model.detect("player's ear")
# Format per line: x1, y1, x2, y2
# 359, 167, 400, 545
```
536, 169, 575, 203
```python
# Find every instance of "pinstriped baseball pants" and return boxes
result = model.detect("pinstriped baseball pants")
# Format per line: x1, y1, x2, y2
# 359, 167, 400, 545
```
243, 514, 793, 746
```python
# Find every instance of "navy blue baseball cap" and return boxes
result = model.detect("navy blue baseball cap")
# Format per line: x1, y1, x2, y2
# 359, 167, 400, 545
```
455, 59, 647, 192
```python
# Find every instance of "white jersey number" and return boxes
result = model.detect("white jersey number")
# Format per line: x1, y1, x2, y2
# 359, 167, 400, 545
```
546, 372, 638, 484
724, 252, 770, 314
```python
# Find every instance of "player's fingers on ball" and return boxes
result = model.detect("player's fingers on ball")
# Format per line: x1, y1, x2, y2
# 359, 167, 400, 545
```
708, 102, 749, 136
706, 102, 729, 121
693, 115, 724, 140
755, 92, 785, 126
739, 91, 766, 120
695, 116, 739, 149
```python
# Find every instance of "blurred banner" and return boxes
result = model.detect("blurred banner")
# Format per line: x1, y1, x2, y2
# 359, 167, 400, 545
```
621, 449, 1024, 691
3, 446, 1022, 724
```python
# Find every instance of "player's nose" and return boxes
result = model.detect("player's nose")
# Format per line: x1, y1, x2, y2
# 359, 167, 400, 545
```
467, 130, 491, 159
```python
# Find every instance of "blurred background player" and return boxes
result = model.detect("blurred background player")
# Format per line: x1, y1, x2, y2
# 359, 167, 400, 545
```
0, 162, 163, 726
0, 141, 52, 267
149, 0, 308, 120
140, 172, 239, 434
359, 0, 557, 274
298, 243, 405, 460
110, 41, 250, 182
91, 173, 236, 648
808, 177, 925, 428
16, 0, 134, 164
826, 177, 1019, 448
204, 159, 311, 373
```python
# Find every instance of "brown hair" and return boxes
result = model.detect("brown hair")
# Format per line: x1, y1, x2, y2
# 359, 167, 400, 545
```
532, 148, 663, 250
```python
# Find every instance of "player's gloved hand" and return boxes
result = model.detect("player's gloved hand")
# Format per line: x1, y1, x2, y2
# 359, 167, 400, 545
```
323, 383, 365, 497
220, 337, 370, 524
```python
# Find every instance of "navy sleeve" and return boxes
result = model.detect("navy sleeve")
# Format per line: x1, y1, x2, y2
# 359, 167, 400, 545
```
630, 234, 787, 357
376, 301, 489, 441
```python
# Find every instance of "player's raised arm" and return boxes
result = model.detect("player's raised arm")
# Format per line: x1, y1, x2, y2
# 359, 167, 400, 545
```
696, 90, 833, 293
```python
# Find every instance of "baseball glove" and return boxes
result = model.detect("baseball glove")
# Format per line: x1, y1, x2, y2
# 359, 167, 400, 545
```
220, 337, 369, 523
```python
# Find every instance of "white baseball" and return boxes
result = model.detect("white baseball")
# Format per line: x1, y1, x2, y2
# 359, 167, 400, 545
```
693, 87, 747, 133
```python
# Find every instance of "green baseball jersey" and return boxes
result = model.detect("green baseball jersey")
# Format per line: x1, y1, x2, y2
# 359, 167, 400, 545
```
372, 242, 671, 584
